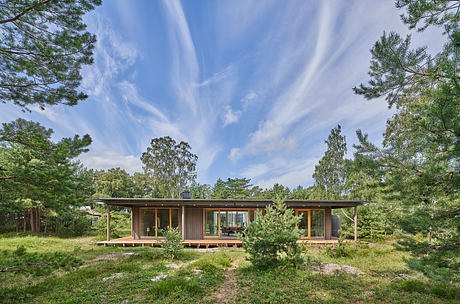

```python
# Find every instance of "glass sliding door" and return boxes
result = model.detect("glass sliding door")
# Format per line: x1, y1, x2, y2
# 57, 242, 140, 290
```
310, 210, 325, 238
205, 208, 257, 239
171, 209, 179, 230
295, 209, 325, 239
140, 209, 155, 238
220, 210, 248, 239
156, 209, 170, 237
205, 209, 219, 237
298, 211, 308, 237
140, 208, 179, 239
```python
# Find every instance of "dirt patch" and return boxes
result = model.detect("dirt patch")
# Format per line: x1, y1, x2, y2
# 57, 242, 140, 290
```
312, 263, 363, 275
206, 259, 243, 304
70, 237, 96, 243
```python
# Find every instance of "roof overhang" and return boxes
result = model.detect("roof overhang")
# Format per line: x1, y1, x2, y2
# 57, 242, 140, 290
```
93, 198, 368, 209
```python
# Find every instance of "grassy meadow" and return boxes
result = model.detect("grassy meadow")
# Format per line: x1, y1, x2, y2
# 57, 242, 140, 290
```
0, 235, 458, 303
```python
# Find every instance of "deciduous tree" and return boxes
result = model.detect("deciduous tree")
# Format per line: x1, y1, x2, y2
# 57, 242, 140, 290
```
141, 136, 197, 198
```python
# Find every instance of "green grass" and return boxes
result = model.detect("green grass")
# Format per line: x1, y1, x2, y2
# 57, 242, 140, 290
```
0, 235, 458, 303
236, 241, 460, 304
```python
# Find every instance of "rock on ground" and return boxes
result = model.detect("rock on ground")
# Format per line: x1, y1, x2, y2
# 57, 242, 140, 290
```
311, 263, 363, 275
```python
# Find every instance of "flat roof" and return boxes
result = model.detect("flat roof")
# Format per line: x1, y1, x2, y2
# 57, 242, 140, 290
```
94, 198, 368, 209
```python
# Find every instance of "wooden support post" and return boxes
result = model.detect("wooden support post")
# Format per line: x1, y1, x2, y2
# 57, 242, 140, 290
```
107, 204, 111, 241
181, 206, 185, 239
354, 206, 358, 241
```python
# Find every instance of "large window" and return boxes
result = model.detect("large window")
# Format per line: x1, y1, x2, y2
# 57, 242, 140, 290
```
298, 211, 308, 237
295, 209, 325, 239
140, 208, 179, 239
204, 208, 260, 239
205, 209, 219, 237
140, 209, 155, 238
310, 210, 325, 238
220, 210, 248, 239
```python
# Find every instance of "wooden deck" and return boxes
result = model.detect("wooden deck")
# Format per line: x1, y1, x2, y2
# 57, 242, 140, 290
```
97, 236, 338, 248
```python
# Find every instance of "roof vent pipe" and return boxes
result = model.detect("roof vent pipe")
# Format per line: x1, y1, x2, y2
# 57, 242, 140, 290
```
182, 189, 191, 199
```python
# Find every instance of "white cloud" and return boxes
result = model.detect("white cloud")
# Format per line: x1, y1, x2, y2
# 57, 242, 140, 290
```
222, 105, 242, 127
241, 157, 319, 189
162, 0, 199, 114
228, 148, 242, 163
79, 151, 142, 174
241, 90, 258, 109
196, 65, 234, 87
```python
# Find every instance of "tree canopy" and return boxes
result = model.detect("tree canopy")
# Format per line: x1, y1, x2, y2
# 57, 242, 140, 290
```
141, 136, 198, 198
312, 125, 347, 199
354, 0, 460, 281
0, 0, 101, 109
0, 119, 92, 233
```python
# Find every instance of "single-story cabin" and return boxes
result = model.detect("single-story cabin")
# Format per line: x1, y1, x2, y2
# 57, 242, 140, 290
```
96, 195, 366, 248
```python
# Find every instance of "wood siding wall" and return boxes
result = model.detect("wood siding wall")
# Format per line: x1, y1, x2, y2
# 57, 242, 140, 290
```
325, 207, 332, 240
130, 205, 333, 240
185, 207, 203, 239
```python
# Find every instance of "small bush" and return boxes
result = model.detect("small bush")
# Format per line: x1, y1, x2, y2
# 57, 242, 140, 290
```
325, 235, 349, 258
160, 228, 183, 259
239, 199, 302, 268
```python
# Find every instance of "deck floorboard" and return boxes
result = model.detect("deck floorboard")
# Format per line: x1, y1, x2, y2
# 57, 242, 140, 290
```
97, 236, 338, 247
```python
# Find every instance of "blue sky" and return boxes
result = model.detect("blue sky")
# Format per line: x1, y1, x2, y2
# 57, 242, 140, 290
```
0, 0, 442, 189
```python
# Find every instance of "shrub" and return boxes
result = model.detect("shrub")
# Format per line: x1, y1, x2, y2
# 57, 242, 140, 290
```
239, 199, 302, 268
160, 228, 183, 259
325, 235, 349, 258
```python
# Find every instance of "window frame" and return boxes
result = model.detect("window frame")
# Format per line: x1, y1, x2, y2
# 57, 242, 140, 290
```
295, 209, 326, 240
139, 207, 180, 239
202, 207, 263, 239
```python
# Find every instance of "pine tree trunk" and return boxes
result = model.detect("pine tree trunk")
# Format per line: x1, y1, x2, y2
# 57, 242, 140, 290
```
23, 209, 26, 232
55, 217, 58, 233
30, 208, 35, 233
36, 207, 40, 232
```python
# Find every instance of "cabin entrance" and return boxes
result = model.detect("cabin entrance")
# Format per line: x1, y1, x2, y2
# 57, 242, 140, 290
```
203, 208, 260, 239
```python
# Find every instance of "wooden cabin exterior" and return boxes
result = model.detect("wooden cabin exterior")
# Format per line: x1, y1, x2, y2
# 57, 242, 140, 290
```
96, 198, 365, 247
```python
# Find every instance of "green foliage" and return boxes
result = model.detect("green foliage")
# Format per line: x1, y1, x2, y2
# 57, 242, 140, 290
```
57, 211, 92, 237
93, 211, 130, 238
0, 0, 101, 109
141, 136, 198, 198
0, 119, 92, 235
211, 177, 253, 199
239, 199, 302, 268
189, 182, 212, 198
312, 124, 347, 199
340, 204, 397, 241
325, 235, 349, 258
353, 0, 460, 281
93, 168, 135, 198
160, 228, 183, 259
0, 245, 83, 276
148, 276, 203, 298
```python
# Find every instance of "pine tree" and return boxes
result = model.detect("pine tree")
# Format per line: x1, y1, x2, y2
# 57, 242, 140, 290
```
312, 125, 347, 199
0, 0, 101, 109
354, 0, 460, 281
